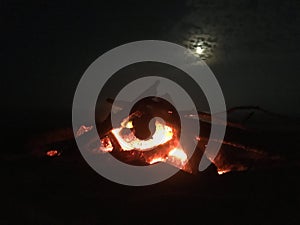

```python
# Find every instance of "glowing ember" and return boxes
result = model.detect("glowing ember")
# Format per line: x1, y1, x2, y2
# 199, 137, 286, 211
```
75, 125, 93, 137
99, 136, 113, 152
217, 169, 230, 175
46, 150, 60, 157
111, 119, 173, 151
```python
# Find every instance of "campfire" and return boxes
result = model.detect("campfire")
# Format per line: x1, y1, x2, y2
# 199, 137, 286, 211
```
102, 116, 189, 169
71, 97, 283, 176
32, 97, 283, 176
96, 97, 192, 172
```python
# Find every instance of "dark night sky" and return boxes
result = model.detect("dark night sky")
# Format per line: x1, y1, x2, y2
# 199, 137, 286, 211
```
1, 0, 300, 130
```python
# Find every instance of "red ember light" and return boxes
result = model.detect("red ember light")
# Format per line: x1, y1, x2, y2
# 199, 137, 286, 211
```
46, 150, 60, 157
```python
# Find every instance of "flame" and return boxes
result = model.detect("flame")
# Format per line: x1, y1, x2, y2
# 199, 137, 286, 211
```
111, 120, 173, 151
148, 147, 188, 168
125, 120, 133, 128
100, 114, 190, 171
149, 157, 166, 164
167, 147, 188, 166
